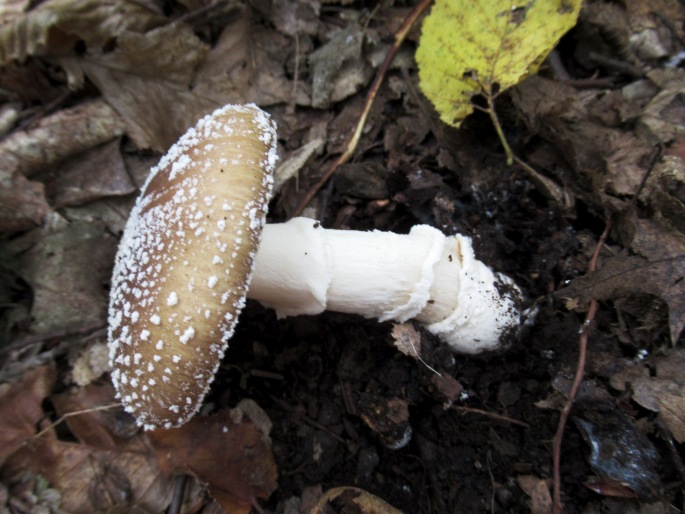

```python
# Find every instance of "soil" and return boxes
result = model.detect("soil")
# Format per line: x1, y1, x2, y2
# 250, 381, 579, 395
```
0, 1, 684, 513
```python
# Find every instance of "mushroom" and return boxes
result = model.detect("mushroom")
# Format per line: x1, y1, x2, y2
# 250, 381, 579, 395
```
108, 103, 523, 430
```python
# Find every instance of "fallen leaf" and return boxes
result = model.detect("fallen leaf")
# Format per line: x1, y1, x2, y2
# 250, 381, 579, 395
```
0, 169, 49, 233
0, 99, 126, 177
617, 350, 685, 443
0, 376, 189, 513
557, 242, 685, 343
50, 382, 122, 450
516, 475, 552, 514
658, 392, 685, 443
310, 486, 404, 514
148, 401, 278, 514
0, 0, 165, 65
193, 9, 310, 108
309, 24, 366, 109
416, 0, 581, 127
4, 435, 175, 513
76, 23, 213, 152
18, 220, 119, 335
0, 366, 56, 463
50, 139, 135, 207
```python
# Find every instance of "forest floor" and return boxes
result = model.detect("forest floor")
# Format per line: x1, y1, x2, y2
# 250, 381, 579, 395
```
0, 0, 684, 513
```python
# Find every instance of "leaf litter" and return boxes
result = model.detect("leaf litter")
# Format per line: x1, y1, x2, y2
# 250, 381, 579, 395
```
0, 0, 684, 512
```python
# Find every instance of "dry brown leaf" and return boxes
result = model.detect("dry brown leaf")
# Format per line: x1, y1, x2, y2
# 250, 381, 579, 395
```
310, 486, 404, 514
4, 435, 174, 513
18, 220, 118, 335
0, 169, 49, 233
638, 156, 685, 232
50, 382, 122, 450
557, 218, 685, 343
516, 475, 552, 514
1, 377, 187, 513
621, 350, 685, 443
0, 0, 165, 64
149, 402, 278, 514
658, 392, 685, 443
0, 366, 56, 463
193, 9, 309, 108
309, 24, 366, 109
50, 139, 135, 207
256, 0, 320, 37
391, 322, 423, 358
76, 23, 213, 152
0, 99, 126, 177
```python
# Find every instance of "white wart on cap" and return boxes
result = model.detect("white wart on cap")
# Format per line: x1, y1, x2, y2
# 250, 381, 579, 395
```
108, 104, 278, 430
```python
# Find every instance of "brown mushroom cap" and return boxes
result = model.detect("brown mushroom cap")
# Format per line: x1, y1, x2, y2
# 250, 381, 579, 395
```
108, 104, 278, 429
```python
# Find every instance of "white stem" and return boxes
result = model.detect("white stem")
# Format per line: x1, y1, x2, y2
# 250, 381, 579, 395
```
248, 217, 521, 353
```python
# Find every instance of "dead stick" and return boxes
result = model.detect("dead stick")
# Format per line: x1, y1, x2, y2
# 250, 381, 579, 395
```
290, 0, 432, 217
552, 219, 612, 513
454, 406, 529, 428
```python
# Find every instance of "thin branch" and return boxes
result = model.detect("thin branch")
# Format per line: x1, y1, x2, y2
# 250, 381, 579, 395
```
290, 0, 432, 217
552, 219, 612, 514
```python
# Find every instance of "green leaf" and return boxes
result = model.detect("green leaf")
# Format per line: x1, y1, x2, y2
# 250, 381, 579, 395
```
416, 0, 581, 127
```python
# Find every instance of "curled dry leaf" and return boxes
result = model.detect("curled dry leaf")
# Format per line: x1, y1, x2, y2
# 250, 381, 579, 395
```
557, 218, 685, 343
50, 139, 135, 208
77, 23, 213, 152
148, 401, 278, 514
615, 349, 685, 443
0, 0, 165, 65
2, 379, 190, 513
19, 220, 118, 335
0, 99, 126, 177
0, 169, 48, 233
516, 475, 552, 514
309, 24, 366, 109
310, 486, 404, 514
0, 366, 56, 463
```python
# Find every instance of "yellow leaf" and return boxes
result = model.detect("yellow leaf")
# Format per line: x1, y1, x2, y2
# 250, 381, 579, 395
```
416, 0, 581, 127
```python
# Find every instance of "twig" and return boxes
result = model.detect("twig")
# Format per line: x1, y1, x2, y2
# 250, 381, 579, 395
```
32, 403, 120, 442
551, 219, 612, 514
485, 91, 514, 165
290, 0, 432, 217
1, 321, 106, 356
453, 406, 529, 428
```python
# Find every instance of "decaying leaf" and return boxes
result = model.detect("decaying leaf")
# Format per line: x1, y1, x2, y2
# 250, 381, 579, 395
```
613, 349, 685, 443
0, 366, 56, 463
557, 216, 685, 343
192, 9, 310, 108
0, 0, 165, 65
50, 139, 135, 208
416, 0, 581, 127
0, 169, 49, 233
18, 219, 118, 335
1, 377, 193, 513
148, 400, 278, 514
76, 23, 213, 152
309, 24, 368, 109
0, 99, 126, 177
310, 486, 404, 514
516, 475, 552, 514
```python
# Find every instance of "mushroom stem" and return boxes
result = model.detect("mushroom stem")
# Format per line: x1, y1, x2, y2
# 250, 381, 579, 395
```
249, 217, 521, 353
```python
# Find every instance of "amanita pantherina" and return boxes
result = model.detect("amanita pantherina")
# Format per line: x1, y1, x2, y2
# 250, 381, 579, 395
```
108, 103, 523, 429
